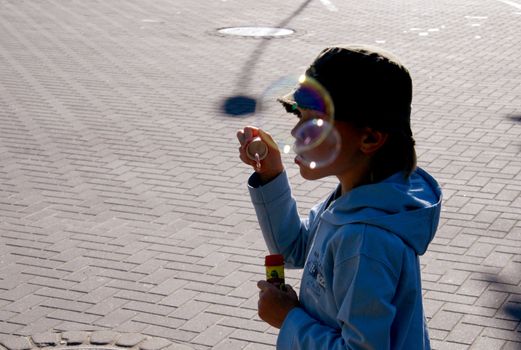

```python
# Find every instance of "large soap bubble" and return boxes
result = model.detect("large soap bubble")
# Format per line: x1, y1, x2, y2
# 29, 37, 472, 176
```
254, 74, 341, 169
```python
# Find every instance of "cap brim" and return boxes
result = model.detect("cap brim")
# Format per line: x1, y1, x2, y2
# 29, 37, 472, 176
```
276, 90, 299, 113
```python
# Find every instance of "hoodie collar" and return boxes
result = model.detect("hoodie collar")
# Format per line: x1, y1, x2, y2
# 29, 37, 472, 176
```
320, 168, 442, 255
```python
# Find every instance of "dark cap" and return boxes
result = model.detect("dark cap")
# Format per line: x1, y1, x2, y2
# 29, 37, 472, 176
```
278, 44, 413, 134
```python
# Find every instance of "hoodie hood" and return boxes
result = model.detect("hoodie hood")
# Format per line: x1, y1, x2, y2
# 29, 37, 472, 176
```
321, 167, 442, 255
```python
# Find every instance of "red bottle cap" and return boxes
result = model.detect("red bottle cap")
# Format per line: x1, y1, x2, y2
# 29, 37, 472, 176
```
265, 254, 284, 266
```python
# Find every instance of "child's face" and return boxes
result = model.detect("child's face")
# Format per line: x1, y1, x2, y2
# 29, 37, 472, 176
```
290, 108, 366, 181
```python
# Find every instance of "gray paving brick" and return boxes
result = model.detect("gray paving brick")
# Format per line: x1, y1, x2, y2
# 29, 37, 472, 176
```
139, 337, 171, 350
212, 339, 249, 350
123, 301, 175, 318
115, 333, 146, 347
475, 290, 509, 309
446, 323, 484, 344
14, 318, 62, 336
481, 327, 521, 342
62, 330, 89, 345
219, 317, 269, 333
8, 306, 49, 325
469, 335, 505, 349
457, 278, 490, 297
135, 313, 185, 330
1, 336, 32, 350
483, 251, 514, 268
94, 309, 136, 328
463, 314, 519, 331
89, 330, 120, 345
179, 313, 223, 333
30, 332, 59, 347
501, 341, 521, 350
191, 325, 234, 347
430, 310, 465, 332
0, 322, 22, 336
85, 297, 127, 317
158, 289, 199, 309
143, 326, 197, 345
243, 343, 278, 350
229, 329, 277, 347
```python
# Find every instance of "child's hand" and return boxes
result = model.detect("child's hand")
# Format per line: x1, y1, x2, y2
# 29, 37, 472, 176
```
237, 127, 284, 183
257, 280, 299, 329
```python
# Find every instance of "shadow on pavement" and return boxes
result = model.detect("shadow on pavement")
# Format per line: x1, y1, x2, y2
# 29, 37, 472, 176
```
488, 274, 521, 342
220, 0, 313, 116
506, 114, 521, 150
507, 114, 521, 123
222, 95, 258, 116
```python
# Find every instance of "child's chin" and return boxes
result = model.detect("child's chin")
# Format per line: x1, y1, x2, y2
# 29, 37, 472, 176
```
298, 166, 322, 180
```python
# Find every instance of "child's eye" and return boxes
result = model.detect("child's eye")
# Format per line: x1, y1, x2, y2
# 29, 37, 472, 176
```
283, 102, 301, 118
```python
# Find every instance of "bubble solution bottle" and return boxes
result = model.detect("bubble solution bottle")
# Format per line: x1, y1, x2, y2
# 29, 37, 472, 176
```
265, 254, 285, 290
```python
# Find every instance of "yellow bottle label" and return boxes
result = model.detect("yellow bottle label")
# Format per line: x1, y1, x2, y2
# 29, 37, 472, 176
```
266, 265, 285, 286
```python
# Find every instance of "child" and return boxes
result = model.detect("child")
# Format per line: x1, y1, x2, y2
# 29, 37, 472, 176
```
237, 45, 442, 349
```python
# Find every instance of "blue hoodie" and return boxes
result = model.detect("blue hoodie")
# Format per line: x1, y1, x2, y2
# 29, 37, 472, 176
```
248, 168, 442, 350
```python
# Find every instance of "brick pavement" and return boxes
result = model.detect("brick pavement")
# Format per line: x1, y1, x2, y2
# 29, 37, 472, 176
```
0, 0, 520, 348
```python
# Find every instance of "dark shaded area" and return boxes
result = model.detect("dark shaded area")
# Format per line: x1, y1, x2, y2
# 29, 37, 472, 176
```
505, 303, 521, 320
487, 274, 521, 343
221, 95, 257, 116
507, 114, 521, 123
220, 0, 313, 116
506, 114, 521, 151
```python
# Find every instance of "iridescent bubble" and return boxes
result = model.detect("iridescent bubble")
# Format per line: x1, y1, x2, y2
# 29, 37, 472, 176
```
293, 118, 341, 169
254, 74, 340, 169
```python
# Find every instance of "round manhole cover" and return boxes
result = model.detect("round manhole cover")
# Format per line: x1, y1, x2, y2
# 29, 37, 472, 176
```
217, 26, 294, 37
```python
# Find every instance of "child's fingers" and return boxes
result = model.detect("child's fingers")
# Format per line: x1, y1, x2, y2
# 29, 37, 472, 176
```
243, 128, 254, 142
236, 129, 246, 145
257, 280, 275, 291
237, 126, 261, 147
284, 285, 298, 298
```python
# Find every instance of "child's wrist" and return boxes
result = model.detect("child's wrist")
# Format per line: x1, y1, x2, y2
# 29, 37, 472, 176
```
258, 169, 283, 185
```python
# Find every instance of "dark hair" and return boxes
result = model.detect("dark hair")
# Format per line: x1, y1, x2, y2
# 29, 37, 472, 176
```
279, 45, 418, 181
369, 129, 417, 182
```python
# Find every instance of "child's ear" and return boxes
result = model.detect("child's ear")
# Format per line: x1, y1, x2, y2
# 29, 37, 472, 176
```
360, 128, 388, 155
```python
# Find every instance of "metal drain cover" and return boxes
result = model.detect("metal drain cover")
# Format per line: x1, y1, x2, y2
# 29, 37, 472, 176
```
217, 26, 294, 37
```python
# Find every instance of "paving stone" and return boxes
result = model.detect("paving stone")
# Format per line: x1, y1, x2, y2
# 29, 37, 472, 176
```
470, 335, 505, 349
115, 333, 146, 348
191, 325, 235, 347
89, 330, 120, 345
139, 338, 172, 350
62, 331, 90, 345
446, 323, 483, 344
164, 343, 195, 350
30, 332, 60, 347
429, 310, 464, 332
0, 336, 32, 350
501, 341, 521, 350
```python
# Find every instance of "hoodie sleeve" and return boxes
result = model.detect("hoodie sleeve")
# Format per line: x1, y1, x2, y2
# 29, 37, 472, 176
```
248, 171, 317, 268
277, 254, 398, 349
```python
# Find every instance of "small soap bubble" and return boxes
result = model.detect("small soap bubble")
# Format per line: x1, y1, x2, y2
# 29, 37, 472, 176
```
254, 75, 341, 169
293, 118, 341, 169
